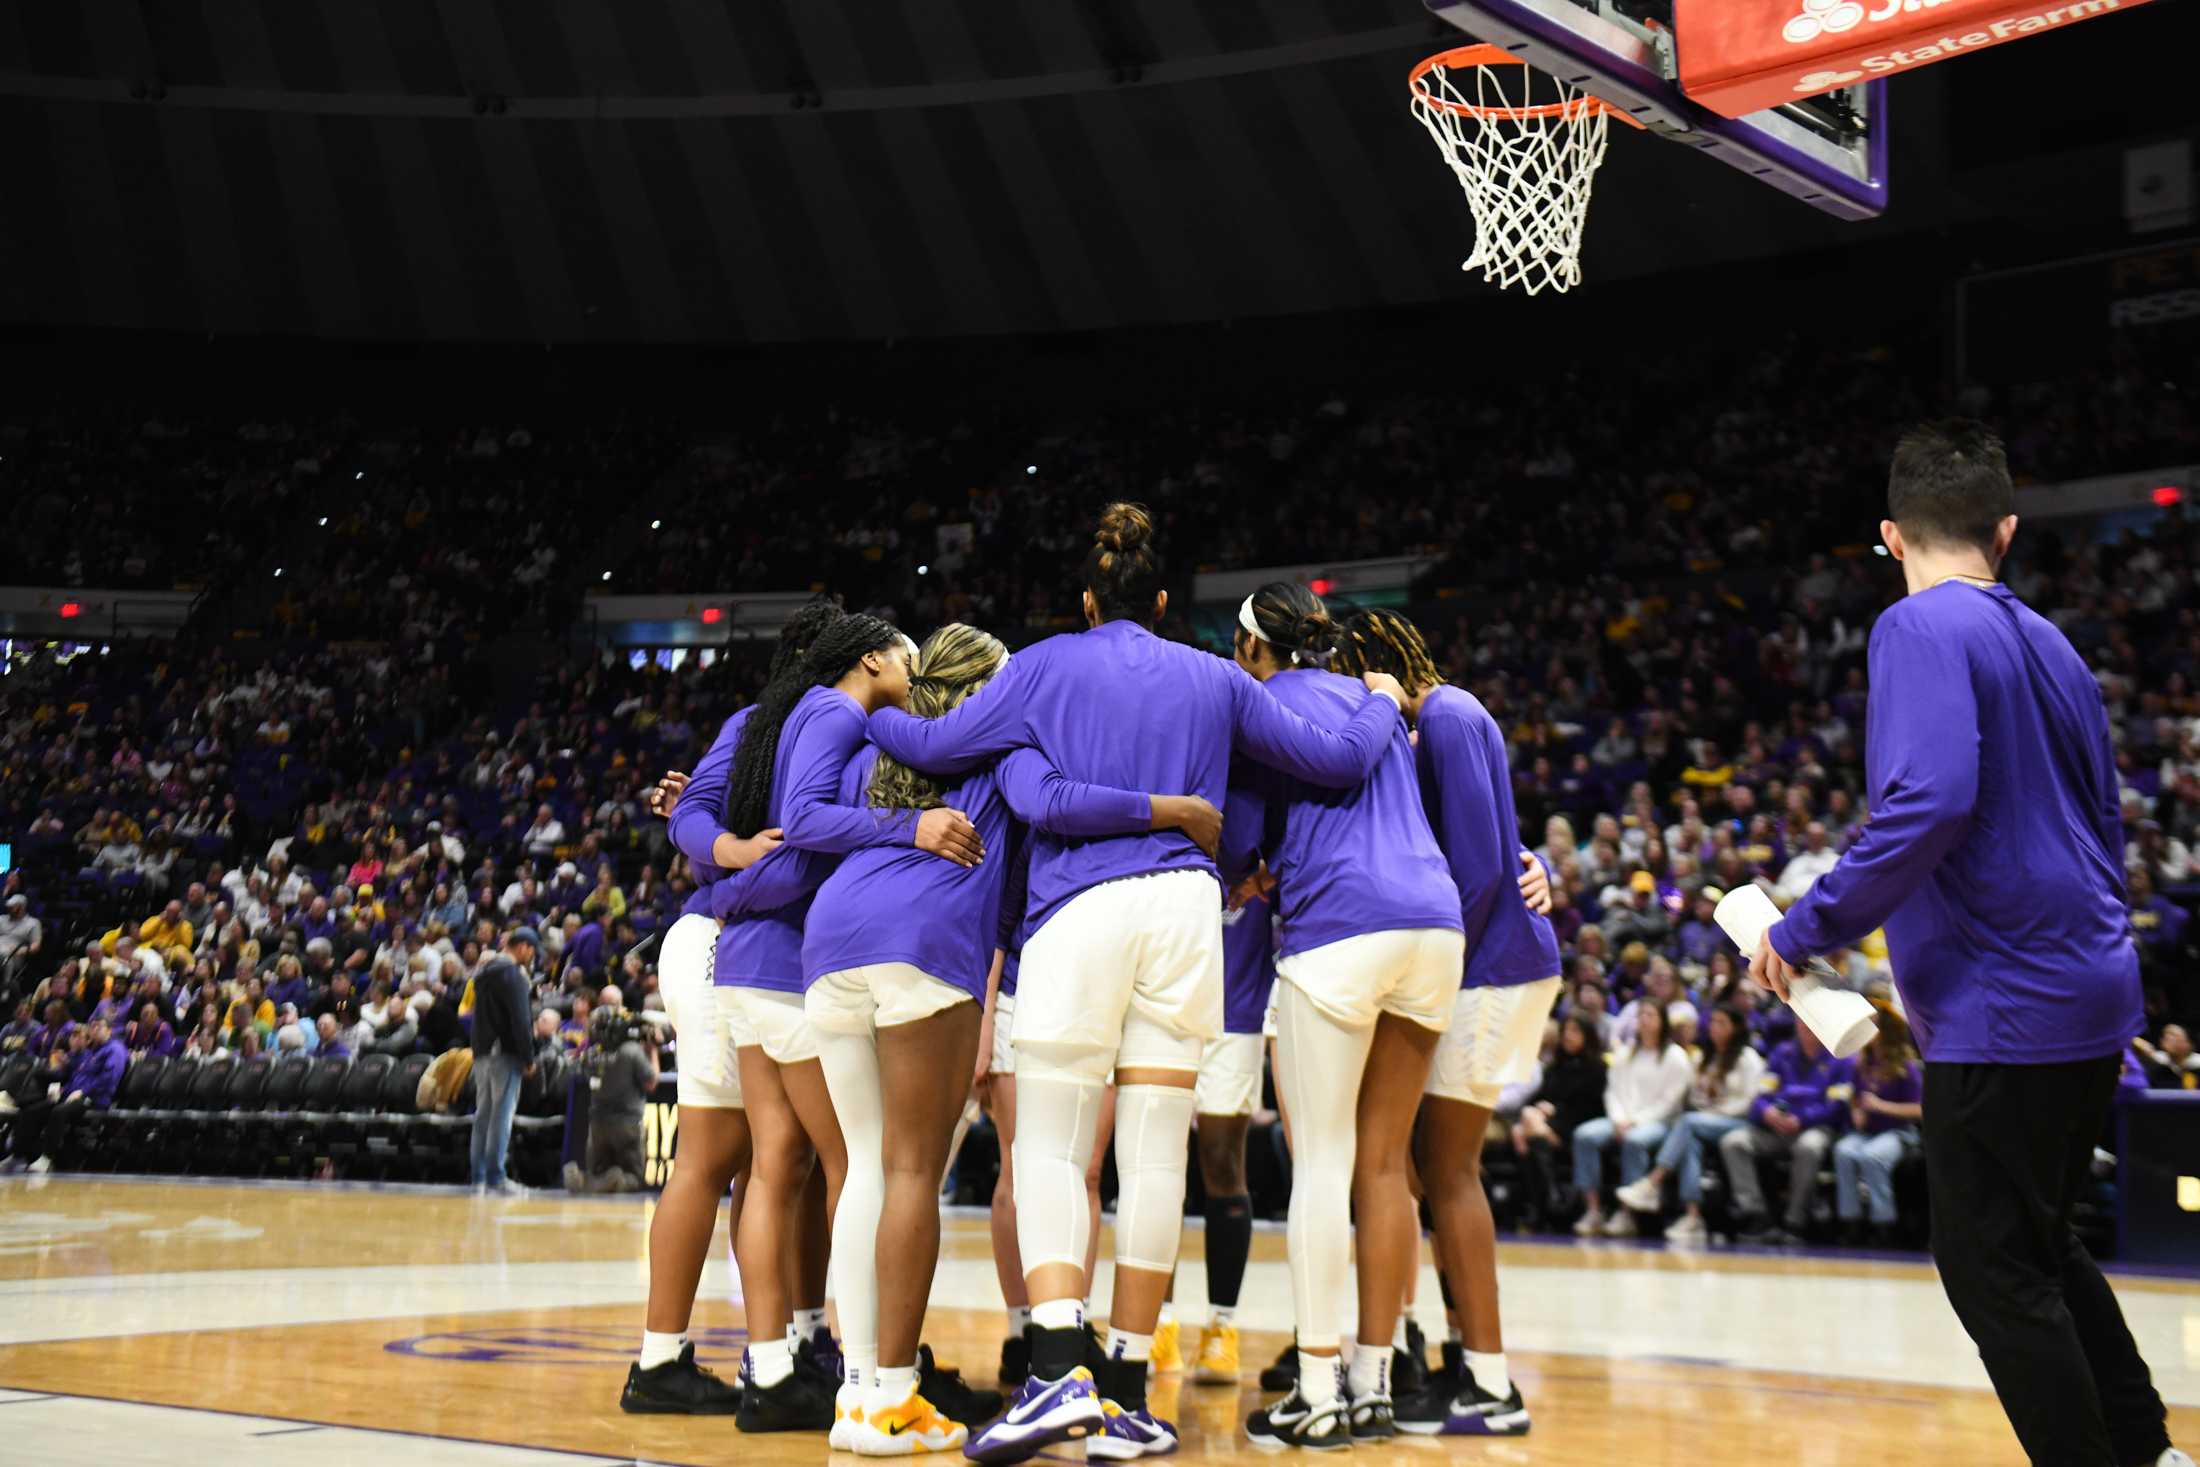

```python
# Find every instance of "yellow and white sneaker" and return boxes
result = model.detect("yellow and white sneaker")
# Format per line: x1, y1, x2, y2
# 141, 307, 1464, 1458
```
830, 1383, 868, 1452
852, 1390, 969, 1456
1148, 1316, 1181, 1375
1192, 1323, 1239, 1385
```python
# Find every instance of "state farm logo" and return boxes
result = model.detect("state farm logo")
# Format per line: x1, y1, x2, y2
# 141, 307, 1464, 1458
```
1782, 0, 1965, 44
1783, 0, 1866, 43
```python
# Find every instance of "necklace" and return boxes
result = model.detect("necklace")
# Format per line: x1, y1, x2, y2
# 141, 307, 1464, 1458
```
1927, 572, 1998, 592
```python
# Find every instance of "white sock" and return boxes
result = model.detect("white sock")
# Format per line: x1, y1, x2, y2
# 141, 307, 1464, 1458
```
845, 1344, 877, 1390
1108, 1328, 1153, 1364
1298, 1351, 1341, 1406
1447, 1325, 1465, 1347
1466, 1349, 1511, 1400
747, 1336, 794, 1388
1391, 1316, 1410, 1351
867, 1363, 919, 1414
1348, 1340, 1391, 1400
1210, 1307, 1235, 1329
1032, 1298, 1083, 1332
1007, 1305, 1032, 1334
1158, 1303, 1177, 1328
794, 1306, 828, 1342
639, 1330, 687, 1370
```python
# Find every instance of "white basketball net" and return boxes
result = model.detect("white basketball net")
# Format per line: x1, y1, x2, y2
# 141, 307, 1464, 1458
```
1410, 55, 1615, 297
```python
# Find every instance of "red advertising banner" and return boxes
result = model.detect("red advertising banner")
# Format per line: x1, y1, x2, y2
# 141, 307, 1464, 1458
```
1674, 0, 2159, 118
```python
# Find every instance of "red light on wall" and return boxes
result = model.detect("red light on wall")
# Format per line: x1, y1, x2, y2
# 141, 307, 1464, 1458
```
700, 606, 723, 625
1309, 578, 1334, 596
58, 601, 81, 619
2152, 485, 2184, 508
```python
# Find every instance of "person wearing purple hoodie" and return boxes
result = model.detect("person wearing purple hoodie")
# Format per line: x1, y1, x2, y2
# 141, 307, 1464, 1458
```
2, 1016, 125, 1173
1752, 422, 2181, 1467
862, 507, 1406, 1461
1224, 583, 1463, 1451
1718, 1025, 1852, 1244
802, 623, 1222, 1453
619, 598, 827, 1420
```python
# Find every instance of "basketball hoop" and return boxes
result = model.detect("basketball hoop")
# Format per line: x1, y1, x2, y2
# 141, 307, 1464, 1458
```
1408, 45, 1639, 297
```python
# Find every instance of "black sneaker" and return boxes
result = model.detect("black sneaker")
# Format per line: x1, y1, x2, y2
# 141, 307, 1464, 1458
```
1082, 1322, 1110, 1378
619, 1344, 741, 1415
1247, 1385, 1350, 1451
1731, 1211, 1773, 1242
1433, 1341, 1466, 1398
999, 1327, 1033, 1387
1348, 1391, 1395, 1440
1258, 1339, 1299, 1393
794, 1329, 844, 1391
1396, 1380, 1530, 1438
734, 1361, 836, 1433
919, 1342, 1005, 1426
1393, 1319, 1429, 1397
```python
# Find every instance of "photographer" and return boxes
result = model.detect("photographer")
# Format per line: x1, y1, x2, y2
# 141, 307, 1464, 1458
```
562, 986, 658, 1194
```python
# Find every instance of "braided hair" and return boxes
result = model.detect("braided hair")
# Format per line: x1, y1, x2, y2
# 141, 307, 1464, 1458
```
723, 613, 905, 838
769, 595, 846, 681
871, 624, 1008, 811
1331, 608, 1443, 698
1238, 581, 1340, 668
1083, 502, 1164, 624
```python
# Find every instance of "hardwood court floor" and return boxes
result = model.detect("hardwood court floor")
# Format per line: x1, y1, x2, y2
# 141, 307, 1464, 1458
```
1, 1176, 2194, 1466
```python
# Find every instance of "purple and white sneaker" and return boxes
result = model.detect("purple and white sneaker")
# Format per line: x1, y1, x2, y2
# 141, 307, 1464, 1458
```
1087, 1401, 1178, 1460
1394, 1379, 1530, 1437
964, 1366, 1105, 1463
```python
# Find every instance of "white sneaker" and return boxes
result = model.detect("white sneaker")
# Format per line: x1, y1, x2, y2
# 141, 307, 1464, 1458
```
488, 1178, 526, 1197
1663, 1212, 1708, 1244
1614, 1177, 1661, 1213
1600, 1209, 1636, 1238
1572, 1211, 1603, 1237
0, 1091, 18, 1113
830, 1383, 866, 1452
2157, 1449, 2193, 1467
27, 1156, 51, 1175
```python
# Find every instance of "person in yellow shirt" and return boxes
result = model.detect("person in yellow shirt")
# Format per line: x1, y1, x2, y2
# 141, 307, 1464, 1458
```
136, 901, 195, 968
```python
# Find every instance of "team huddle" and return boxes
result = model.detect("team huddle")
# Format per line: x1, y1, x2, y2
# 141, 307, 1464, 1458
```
622, 502, 1562, 1458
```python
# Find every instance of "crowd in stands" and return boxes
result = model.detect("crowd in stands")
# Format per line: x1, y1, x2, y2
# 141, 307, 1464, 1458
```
2, 327, 2196, 1230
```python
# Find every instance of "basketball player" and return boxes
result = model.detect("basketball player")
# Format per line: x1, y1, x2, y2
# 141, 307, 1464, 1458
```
1333, 608, 1558, 1438
619, 598, 835, 1415
1752, 421, 2188, 1467
863, 505, 1408, 1462
716, 614, 984, 1433
1223, 583, 1463, 1450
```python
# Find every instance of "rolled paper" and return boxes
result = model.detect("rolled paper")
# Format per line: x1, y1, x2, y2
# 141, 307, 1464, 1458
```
1714, 884, 1881, 1059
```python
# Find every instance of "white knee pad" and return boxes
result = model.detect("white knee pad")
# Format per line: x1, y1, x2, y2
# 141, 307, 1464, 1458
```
1012, 1060, 1106, 1273
1113, 1082, 1196, 1274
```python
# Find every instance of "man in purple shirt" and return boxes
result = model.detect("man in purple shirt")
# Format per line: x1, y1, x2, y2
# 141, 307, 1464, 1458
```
2, 1017, 125, 1173
1752, 421, 2178, 1467
1716, 1027, 1851, 1243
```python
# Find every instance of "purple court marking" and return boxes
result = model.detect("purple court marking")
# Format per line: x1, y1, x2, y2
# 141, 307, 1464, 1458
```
385, 1324, 748, 1364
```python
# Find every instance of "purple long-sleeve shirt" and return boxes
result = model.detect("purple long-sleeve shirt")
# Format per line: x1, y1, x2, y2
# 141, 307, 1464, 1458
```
66, 1037, 128, 1108
1220, 893, 1277, 1035
1751, 1038, 1855, 1132
1770, 583, 2141, 1064
722, 688, 919, 993
1225, 669, 1459, 959
802, 746, 1153, 998
1416, 685, 1562, 990
669, 708, 748, 920
1857, 1060, 1922, 1135
867, 621, 1399, 938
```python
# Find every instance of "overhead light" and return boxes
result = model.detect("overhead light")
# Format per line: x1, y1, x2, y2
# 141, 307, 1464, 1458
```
651, 519, 662, 530
601, 571, 612, 582
274, 568, 284, 577
1873, 545, 1890, 557
917, 565, 929, 576
1026, 465, 1037, 476
354, 471, 364, 481
318, 517, 328, 527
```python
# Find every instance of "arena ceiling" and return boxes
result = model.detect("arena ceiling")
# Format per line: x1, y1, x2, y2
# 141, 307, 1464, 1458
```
0, 0, 1958, 344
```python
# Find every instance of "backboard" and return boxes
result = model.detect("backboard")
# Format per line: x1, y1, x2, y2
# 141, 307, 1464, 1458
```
1423, 0, 1891, 219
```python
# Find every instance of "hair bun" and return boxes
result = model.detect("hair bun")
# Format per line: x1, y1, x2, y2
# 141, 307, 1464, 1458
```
1293, 610, 1338, 657
1093, 502, 1153, 556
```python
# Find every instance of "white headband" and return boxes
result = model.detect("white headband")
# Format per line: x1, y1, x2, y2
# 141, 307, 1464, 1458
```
1238, 596, 1268, 643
